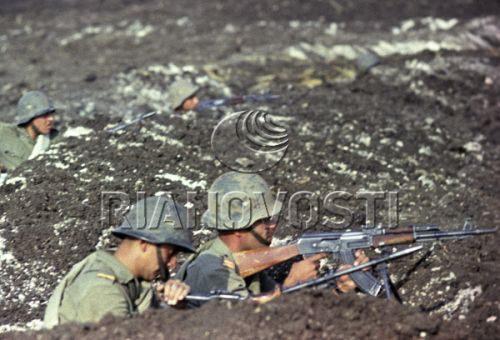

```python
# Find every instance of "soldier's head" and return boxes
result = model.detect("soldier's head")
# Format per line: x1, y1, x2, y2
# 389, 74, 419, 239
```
203, 171, 283, 250
113, 196, 195, 281
167, 79, 199, 111
16, 91, 56, 138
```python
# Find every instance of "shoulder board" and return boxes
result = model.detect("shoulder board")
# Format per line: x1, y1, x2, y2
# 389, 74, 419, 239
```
222, 258, 236, 270
96, 273, 117, 282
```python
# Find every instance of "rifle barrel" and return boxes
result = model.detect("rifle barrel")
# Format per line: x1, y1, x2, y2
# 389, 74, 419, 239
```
185, 293, 245, 301
415, 228, 497, 241
106, 111, 157, 133
196, 94, 279, 111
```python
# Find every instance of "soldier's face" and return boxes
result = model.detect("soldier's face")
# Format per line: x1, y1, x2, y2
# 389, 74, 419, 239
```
143, 243, 177, 281
31, 112, 55, 135
181, 96, 199, 111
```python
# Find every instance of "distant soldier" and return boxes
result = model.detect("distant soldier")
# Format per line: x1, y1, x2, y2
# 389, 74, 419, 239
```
0, 91, 58, 172
167, 79, 200, 112
44, 196, 195, 328
165, 78, 279, 114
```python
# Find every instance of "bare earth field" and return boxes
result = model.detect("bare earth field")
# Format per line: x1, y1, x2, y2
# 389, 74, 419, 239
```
0, 0, 499, 338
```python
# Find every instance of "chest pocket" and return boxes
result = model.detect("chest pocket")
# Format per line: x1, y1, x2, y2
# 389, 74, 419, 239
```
95, 272, 142, 315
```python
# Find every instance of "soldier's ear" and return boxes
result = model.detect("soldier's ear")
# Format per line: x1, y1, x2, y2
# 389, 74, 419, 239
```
138, 239, 150, 252
235, 231, 251, 242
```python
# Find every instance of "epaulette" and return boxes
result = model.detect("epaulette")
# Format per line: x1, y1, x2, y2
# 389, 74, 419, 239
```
96, 273, 117, 282
222, 258, 236, 270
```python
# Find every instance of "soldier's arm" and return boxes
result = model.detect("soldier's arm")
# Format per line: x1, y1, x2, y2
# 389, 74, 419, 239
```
75, 283, 131, 323
183, 255, 234, 294
0, 127, 13, 171
182, 254, 250, 307
0, 127, 27, 171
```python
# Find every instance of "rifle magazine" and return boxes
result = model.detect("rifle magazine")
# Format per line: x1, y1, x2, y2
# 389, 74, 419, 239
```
339, 250, 382, 296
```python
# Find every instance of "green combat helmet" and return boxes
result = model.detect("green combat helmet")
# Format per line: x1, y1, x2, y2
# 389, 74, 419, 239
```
113, 196, 195, 253
16, 91, 56, 126
203, 172, 283, 231
167, 79, 199, 110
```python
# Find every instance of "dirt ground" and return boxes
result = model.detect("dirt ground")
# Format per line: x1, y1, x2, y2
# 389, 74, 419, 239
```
0, 0, 499, 338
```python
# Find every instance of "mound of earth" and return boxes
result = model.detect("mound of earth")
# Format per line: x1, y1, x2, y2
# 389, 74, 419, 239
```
0, 0, 499, 338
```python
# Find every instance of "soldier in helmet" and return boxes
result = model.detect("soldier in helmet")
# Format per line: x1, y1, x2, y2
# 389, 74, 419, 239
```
44, 196, 195, 328
0, 91, 58, 172
167, 79, 200, 112
177, 172, 367, 302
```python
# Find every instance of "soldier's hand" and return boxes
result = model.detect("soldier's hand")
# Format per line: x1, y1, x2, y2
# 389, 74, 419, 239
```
159, 279, 190, 305
336, 249, 369, 293
283, 253, 327, 288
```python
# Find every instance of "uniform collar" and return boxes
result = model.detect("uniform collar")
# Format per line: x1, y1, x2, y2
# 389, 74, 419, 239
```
212, 237, 237, 261
16, 125, 36, 146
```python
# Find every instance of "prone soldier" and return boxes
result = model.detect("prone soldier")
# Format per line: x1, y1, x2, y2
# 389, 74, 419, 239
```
167, 79, 200, 112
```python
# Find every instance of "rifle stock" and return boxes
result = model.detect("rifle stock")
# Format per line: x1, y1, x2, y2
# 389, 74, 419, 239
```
233, 243, 300, 278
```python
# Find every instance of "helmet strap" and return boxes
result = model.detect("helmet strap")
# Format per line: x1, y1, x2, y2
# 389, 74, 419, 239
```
29, 121, 42, 138
249, 225, 271, 246
156, 246, 170, 282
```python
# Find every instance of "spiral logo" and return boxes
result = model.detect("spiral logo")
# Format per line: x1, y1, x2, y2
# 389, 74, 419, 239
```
211, 110, 289, 173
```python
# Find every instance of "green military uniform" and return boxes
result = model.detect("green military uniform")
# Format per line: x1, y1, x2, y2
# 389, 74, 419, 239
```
0, 123, 34, 171
178, 172, 282, 303
44, 250, 153, 327
0, 123, 57, 171
177, 237, 275, 299
0, 90, 58, 171
44, 196, 195, 328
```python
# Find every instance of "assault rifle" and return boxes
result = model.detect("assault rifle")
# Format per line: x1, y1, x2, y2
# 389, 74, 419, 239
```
196, 94, 280, 111
232, 220, 496, 298
105, 111, 158, 133
183, 246, 423, 304
105, 93, 279, 132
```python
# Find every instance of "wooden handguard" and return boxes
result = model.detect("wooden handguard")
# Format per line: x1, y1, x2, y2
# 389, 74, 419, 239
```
373, 233, 415, 247
233, 244, 300, 278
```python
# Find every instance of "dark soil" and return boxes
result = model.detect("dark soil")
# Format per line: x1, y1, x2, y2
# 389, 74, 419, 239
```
11, 292, 443, 340
0, 0, 499, 338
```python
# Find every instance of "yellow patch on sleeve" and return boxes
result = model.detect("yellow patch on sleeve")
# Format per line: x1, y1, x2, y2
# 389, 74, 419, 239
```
96, 273, 116, 282
223, 259, 236, 270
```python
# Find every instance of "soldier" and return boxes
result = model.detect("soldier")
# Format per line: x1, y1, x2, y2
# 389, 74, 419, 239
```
177, 172, 367, 302
167, 79, 200, 112
0, 91, 58, 172
44, 196, 195, 328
